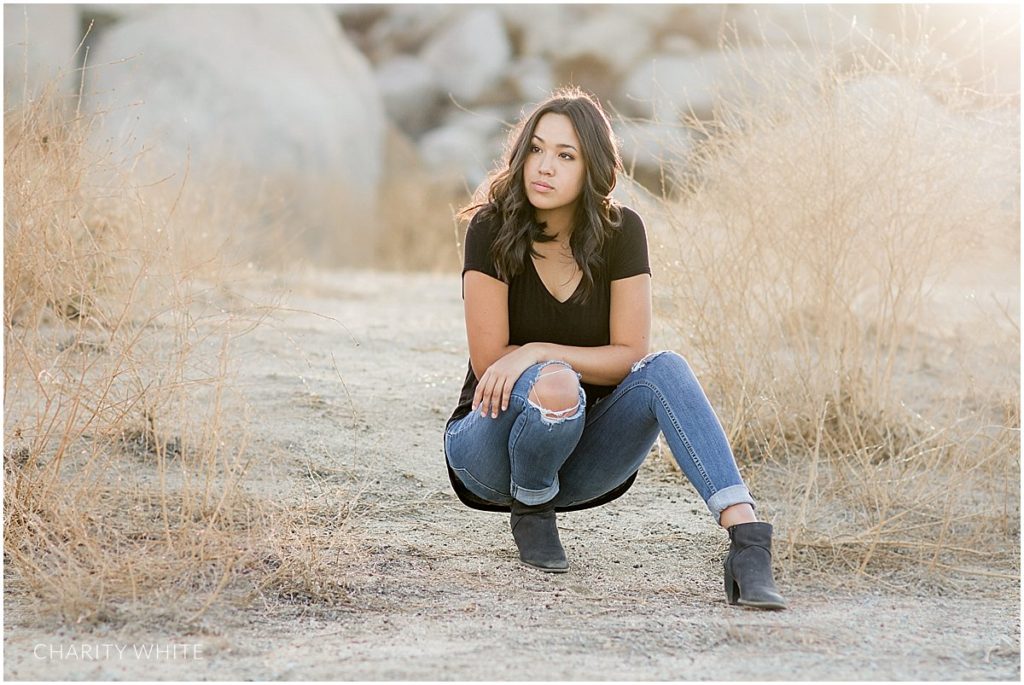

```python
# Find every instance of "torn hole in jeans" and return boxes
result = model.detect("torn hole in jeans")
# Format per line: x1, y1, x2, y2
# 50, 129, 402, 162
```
631, 350, 670, 373
528, 363, 584, 425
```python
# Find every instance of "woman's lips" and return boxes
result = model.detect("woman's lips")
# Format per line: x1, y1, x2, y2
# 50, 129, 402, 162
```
531, 181, 554, 192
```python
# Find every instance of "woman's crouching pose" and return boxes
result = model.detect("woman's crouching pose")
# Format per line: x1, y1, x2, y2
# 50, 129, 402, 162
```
443, 87, 786, 610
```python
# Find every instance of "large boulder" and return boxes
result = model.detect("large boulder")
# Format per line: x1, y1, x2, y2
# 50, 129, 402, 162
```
557, 9, 651, 78
4, 4, 81, 106
658, 34, 700, 56
497, 5, 583, 59
615, 120, 694, 192
374, 55, 441, 136
506, 57, 555, 103
83, 5, 385, 266
360, 4, 459, 62
417, 108, 509, 189
684, 4, 870, 48
619, 53, 729, 121
420, 8, 511, 105
619, 47, 812, 121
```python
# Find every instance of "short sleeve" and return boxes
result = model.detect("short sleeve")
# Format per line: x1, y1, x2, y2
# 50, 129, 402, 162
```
607, 207, 652, 280
462, 210, 502, 280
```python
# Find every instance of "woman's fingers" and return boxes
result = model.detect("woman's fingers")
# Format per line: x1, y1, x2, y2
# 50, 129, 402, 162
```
478, 373, 498, 417
475, 358, 532, 417
473, 372, 492, 415
495, 376, 510, 417
478, 377, 490, 416
474, 372, 509, 418
485, 376, 504, 418
501, 378, 513, 413
472, 374, 484, 411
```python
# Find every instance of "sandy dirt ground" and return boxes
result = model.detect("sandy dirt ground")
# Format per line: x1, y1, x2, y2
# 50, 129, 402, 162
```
4, 268, 1020, 680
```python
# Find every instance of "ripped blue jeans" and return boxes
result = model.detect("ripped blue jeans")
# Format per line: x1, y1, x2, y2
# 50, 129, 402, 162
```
444, 351, 755, 523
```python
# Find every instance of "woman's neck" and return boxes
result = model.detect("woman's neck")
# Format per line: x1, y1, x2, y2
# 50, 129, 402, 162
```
536, 206, 575, 241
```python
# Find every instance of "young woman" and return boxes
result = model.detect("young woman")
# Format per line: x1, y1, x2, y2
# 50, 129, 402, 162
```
443, 87, 786, 610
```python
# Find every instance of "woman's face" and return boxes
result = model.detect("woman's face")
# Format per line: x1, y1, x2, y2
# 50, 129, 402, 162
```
523, 112, 586, 218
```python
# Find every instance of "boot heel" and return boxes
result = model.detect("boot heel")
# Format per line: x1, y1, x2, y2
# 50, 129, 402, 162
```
724, 566, 740, 605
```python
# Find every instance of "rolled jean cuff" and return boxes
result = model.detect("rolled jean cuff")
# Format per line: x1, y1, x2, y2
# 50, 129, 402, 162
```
511, 480, 560, 506
706, 484, 756, 524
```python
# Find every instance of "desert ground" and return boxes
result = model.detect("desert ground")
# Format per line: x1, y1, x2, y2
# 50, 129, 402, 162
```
3, 267, 1019, 681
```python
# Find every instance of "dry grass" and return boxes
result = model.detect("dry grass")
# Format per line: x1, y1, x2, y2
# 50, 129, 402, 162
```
374, 126, 469, 273
636, 12, 1020, 585
3, 71, 362, 627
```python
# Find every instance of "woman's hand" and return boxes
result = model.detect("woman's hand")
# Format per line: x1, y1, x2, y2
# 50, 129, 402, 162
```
472, 344, 542, 418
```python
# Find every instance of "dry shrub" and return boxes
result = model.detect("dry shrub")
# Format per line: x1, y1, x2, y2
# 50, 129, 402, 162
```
374, 126, 468, 272
3, 70, 360, 626
640, 13, 1020, 585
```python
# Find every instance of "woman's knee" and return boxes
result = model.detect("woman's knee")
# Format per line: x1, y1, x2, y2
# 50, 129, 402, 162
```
528, 362, 583, 418
631, 350, 696, 384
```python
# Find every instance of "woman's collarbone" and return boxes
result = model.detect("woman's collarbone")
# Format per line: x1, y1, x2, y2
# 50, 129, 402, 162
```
532, 253, 582, 302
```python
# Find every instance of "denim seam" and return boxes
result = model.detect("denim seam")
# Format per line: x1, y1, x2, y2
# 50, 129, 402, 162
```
588, 377, 716, 496
451, 465, 511, 501
647, 379, 716, 496
507, 408, 567, 491
444, 428, 509, 501
506, 410, 529, 495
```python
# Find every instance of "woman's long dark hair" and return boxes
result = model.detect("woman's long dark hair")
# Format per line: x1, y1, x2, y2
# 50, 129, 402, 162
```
460, 86, 623, 304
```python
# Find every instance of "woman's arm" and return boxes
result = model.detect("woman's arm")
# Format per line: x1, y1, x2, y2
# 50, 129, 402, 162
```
464, 269, 531, 418
463, 270, 518, 378
529, 273, 651, 385
468, 271, 652, 417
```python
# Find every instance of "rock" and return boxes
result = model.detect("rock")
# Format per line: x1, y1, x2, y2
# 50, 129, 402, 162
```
552, 55, 622, 108
77, 4, 155, 21
713, 4, 867, 47
659, 34, 700, 56
360, 5, 459, 62
417, 108, 508, 188
331, 3, 387, 26
558, 9, 650, 77
84, 4, 385, 266
615, 120, 693, 190
619, 48, 811, 121
497, 5, 584, 59
4, 4, 81, 106
619, 53, 725, 120
420, 8, 511, 104
418, 126, 488, 187
506, 58, 555, 103
625, 5, 685, 32
375, 55, 441, 136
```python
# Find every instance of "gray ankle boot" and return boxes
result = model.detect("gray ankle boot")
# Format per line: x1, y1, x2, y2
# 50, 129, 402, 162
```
724, 522, 787, 609
510, 499, 569, 572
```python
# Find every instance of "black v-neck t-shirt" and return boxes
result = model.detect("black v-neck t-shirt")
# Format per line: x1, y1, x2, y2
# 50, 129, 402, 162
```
447, 204, 651, 428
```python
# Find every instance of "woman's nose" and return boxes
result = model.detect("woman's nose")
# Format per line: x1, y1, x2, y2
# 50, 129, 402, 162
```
539, 154, 554, 175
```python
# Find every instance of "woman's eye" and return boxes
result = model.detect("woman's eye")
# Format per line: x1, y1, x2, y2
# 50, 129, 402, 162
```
560, 152, 575, 161
529, 145, 541, 153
